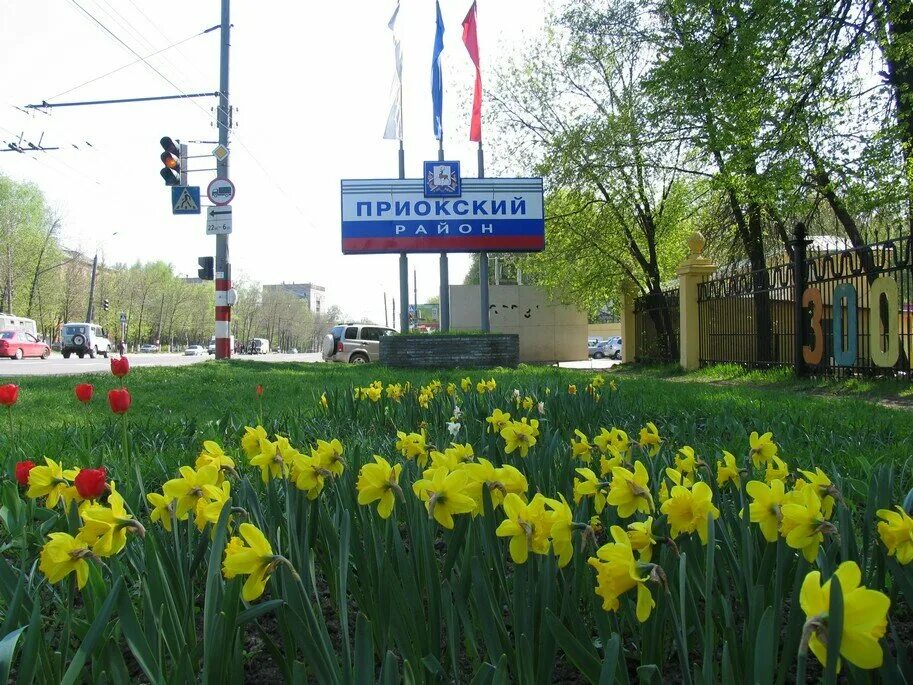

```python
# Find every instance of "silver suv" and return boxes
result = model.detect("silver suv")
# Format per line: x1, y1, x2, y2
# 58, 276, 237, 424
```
322, 324, 396, 364
61, 322, 112, 359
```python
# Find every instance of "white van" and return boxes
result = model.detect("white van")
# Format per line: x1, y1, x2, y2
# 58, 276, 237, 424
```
61, 322, 112, 359
0, 313, 38, 339
247, 338, 269, 354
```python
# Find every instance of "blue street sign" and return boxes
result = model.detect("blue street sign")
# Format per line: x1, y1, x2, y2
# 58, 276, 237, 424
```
172, 186, 201, 215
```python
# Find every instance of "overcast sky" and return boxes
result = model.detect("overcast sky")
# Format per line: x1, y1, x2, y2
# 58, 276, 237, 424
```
0, 0, 546, 324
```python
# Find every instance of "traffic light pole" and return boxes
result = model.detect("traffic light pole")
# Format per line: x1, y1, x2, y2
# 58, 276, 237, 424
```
214, 0, 232, 359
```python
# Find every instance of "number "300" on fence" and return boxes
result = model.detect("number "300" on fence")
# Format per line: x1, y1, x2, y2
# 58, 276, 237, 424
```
802, 277, 901, 368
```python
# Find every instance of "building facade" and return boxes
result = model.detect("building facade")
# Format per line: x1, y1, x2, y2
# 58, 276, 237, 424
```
263, 282, 325, 313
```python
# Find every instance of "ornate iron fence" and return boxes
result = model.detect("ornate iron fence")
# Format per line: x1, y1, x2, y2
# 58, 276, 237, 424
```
634, 288, 679, 363
697, 225, 913, 377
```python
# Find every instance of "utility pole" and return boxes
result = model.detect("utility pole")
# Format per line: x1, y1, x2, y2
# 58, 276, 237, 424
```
384, 291, 388, 327
86, 253, 98, 322
214, 0, 232, 359
413, 268, 418, 330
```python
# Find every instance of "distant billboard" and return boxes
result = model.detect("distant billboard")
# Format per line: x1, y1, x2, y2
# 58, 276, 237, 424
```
340, 172, 544, 254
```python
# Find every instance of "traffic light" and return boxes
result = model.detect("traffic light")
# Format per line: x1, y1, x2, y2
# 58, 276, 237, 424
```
160, 136, 181, 186
103, 298, 110, 311
198, 256, 214, 281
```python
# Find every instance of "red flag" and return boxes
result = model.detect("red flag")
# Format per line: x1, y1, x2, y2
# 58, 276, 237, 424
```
462, 2, 482, 142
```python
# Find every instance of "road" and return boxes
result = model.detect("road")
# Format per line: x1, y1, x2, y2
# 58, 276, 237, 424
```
0, 352, 323, 378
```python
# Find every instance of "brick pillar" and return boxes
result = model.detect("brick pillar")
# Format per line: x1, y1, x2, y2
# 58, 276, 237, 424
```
620, 281, 637, 364
677, 232, 717, 370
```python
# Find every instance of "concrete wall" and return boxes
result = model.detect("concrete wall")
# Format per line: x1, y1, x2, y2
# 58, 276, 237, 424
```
380, 334, 519, 369
450, 285, 588, 362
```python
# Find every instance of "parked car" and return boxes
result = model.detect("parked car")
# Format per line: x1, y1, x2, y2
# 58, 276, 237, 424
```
139, 343, 159, 353
592, 337, 622, 360
322, 323, 397, 364
61, 322, 111, 359
0, 329, 51, 360
184, 345, 206, 356
208, 339, 216, 355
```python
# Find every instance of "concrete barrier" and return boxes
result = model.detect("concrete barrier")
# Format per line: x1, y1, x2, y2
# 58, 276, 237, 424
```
380, 334, 519, 369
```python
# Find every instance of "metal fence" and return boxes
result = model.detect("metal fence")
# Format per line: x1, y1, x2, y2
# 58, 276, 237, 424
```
634, 288, 679, 363
697, 226, 913, 377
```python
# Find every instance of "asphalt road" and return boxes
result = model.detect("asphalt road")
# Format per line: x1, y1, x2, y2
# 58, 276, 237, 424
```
0, 352, 323, 378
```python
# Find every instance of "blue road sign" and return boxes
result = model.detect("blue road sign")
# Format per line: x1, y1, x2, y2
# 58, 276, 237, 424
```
172, 186, 201, 215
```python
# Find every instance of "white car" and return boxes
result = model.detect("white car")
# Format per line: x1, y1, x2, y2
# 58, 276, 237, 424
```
184, 345, 206, 356
61, 322, 112, 359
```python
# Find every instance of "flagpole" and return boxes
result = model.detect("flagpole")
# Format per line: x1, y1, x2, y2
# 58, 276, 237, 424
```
438, 133, 450, 332
478, 139, 489, 331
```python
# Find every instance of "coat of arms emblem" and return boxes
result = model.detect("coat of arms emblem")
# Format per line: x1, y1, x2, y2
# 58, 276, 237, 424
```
423, 160, 461, 197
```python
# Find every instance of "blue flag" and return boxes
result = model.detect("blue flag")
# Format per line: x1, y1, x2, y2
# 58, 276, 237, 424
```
431, 0, 444, 140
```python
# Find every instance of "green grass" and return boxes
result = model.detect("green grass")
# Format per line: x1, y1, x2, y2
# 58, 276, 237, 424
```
3, 360, 912, 498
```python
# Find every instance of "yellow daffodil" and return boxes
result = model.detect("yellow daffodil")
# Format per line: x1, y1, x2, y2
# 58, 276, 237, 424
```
356, 455, 403, 519
463, 459, 528, 514
765, 455, 789, 483
573, 468, 608, 514
746, 479, 787, 542
147, 492, 174, 532
544, 495, 576, 568
780, 486, 833, 563
717, 451, 740, 488
571, 430, 594, 464
476, 378, 496, 394
163, 465, 220, 520
79, 484, 144, 557
412, 467, 476, 529
241, 425, 268, 458
799, 561, 890, 670
395, 430, 430, 468
567, 384, 577, 395
599, 446, 624, 478
460, 377, 472, 392
446, 382, 456, 396
500, 418, 539, 458
249, 437, 289, 484
319, 392, 329, 409
749, 431, 778, 468
195, 481, 231, 531
386, 383, 404, 401
522, 396, 534, 411
588, 525, 656, 622
496, 493, 555, 564
26, 457, 79, 509
592, 375, 606, 389
222, 523, 278, 602
795, 467, 837, 519
876, 506, 913, 565
313, 439, 346, 477
674, 446, 697, 476
39, 533, 93, 589
486, 409, 512, 434
196, 440, 236, 474
659, 481, 719, 544
638, 422, 662, 457
607, 461, 653, 518
288, 451, 329, 500
627, 517, 656, 562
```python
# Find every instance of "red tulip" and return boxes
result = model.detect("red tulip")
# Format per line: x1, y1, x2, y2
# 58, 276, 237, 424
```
108, 388, 132, 414
14, 460, 35, 487
0, 384, 19, 407
110, 356, 130, 378
256, 385, 264, 397
75, 383, 94, 404
74, 467, 107, 499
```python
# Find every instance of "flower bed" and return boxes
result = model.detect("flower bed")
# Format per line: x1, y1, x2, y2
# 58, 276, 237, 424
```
0, 368, 912, 683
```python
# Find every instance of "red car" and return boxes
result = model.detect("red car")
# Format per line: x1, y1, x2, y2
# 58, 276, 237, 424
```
0, 329, 51, 360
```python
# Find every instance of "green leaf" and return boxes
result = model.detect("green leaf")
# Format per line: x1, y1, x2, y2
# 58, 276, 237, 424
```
544, 609, 601, 684
599, 633, 620, 685
59, 576, 123, 685
354, 613, 374, 685
754, 607, 774, 685
0, 625, 26, 684
824, 574, 843, 685
202, 496, 233, 685
116, 571, 164, 685
237, 599, 284, 626
380, 650, 400, 685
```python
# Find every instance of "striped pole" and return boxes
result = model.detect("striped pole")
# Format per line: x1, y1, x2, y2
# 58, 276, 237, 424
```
215, 277, 231, 357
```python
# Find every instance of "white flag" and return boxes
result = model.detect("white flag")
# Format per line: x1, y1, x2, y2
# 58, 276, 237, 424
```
383, 2, 403, 140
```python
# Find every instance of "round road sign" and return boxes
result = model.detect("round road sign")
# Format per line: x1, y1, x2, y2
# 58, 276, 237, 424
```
207, 178, 235, 206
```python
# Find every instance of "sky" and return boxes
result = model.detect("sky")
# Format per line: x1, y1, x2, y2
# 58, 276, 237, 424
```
0, 0, 547, 324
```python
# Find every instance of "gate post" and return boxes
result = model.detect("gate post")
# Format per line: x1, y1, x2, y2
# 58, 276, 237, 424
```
790, 222, 811, 376
620, 280, 637, 364
677, 232, 717, 370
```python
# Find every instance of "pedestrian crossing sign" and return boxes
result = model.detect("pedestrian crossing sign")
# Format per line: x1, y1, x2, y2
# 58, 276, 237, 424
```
172, 186, 201, 215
